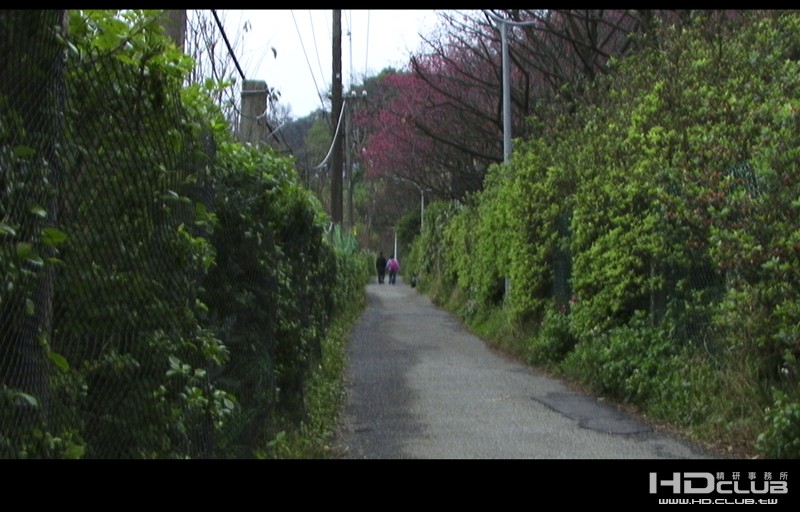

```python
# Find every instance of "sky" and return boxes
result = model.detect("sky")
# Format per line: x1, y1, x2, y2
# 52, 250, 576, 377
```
217, 10, 444, 119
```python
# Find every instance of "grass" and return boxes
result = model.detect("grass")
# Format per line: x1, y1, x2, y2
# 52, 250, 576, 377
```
257, 293, 365, 459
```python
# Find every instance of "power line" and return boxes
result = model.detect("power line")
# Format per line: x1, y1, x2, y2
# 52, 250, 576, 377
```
364, 10, 370, 79
211, 10, 293, 150
309, 10, 327, 95
291, 10, 327, 112
211, 9, 246, 81
347, 10, 353, 89
313, 97, 347, 170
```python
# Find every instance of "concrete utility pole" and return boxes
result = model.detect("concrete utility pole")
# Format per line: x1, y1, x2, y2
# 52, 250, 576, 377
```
159, 10, 186, 50
331, 9, 344, 225
345, 89, 367, 230
345, 101, 353, 229
239, 80, 268, 146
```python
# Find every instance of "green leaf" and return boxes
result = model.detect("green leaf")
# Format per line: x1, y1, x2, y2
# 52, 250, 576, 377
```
13, 146, 36, 158
16, 242, 32, 258
16, 243, 44, 267
25, 299, 35, 316
47, 351, 70, 371
0, 223, 16, 236
46, 257, 65, 267
195, 202, 209, 219
64, 444, 86, 459
15, 392, 39, 408
42, 227, 68, 246
30, 205, 47, 218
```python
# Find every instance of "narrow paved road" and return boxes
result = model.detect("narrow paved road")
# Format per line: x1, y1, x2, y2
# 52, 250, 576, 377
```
336, 278, 713, 459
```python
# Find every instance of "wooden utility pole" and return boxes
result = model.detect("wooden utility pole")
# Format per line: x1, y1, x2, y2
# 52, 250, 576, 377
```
331, 9, 344, 225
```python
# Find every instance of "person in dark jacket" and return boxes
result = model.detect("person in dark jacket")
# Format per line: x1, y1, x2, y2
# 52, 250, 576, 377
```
376, 251, 387, 284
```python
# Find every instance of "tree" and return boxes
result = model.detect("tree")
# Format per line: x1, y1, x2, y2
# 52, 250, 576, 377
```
185, 10, 283, 142
185, 10, 243, 126
356, 10, 648, 202
370, 10, 741, 204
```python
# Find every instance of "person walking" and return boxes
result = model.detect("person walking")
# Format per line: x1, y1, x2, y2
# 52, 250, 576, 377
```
376, 251, 387, 284
386, 254, 399, 285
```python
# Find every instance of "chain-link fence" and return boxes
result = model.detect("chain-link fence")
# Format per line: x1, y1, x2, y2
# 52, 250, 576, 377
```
1, 10, 361, 459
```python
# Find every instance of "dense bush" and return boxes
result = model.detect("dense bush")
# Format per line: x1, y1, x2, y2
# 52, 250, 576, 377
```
525, 305, 577, 366
757, 391, 800, 458
404, 199, 460, 301
0, 10, 369, 458
406, 11, 800, 456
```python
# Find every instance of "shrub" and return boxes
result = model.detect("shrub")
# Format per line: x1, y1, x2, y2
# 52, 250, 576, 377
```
757, 390, 800, 459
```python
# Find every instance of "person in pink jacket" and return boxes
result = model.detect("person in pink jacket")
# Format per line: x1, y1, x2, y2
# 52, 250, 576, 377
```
386, 255, 399, 285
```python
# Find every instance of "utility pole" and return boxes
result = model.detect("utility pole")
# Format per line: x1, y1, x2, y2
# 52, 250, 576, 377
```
345, 89, 368, 230
331, 10, 344, 226
239, 80, 268, 146
159, 10, 186, 50
345, 98, 353, 229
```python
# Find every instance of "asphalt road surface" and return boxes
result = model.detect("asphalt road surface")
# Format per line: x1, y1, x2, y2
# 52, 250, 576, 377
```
336, 277, 714, 459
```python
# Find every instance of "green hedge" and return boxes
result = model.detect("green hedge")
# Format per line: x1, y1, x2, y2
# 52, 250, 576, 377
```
0, 10, 369, 459
407, 12, 800, 457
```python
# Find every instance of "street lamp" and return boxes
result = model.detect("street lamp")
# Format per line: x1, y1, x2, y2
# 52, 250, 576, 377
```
484, 11, 538, 301
393, 176, 430, 233
484, 11, 539, 164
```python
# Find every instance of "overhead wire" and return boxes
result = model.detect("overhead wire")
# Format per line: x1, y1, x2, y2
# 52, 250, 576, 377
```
309, 10, 327, 95
364, 10, 370, 79
211, 9, 246, 82
291, 9, 327, 113
346, 10, 353, 90
313, 97, 348, 170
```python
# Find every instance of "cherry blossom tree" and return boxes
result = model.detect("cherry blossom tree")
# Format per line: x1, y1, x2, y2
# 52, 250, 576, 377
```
356, 10, 748, 206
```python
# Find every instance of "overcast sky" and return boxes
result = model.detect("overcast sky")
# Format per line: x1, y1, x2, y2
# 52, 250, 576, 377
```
217, 9, 444, 119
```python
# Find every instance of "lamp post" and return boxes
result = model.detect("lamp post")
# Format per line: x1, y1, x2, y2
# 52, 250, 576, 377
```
393, 176, 430, 233
484, 11, 539, 164
501, 20, 511, 164
484, 11, 538, 301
